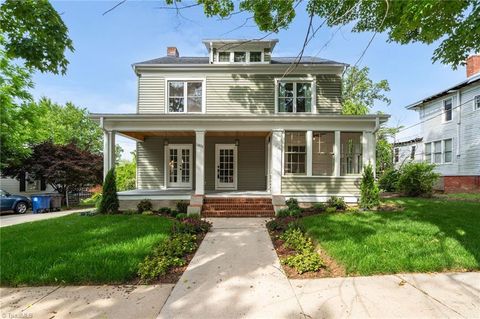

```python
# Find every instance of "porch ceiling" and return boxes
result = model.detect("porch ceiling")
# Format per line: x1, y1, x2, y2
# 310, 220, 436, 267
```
120, 130, 270, 141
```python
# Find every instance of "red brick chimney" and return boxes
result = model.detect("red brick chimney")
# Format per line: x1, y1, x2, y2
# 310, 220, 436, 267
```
466, 54, 480, 77
167, 47, 179, 57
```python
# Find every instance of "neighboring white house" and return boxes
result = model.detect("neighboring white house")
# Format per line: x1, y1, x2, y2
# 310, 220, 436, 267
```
404, 55, 480, 193
393, 137, 423, 169
0, 175, 54, 195
92, 39, 389, 216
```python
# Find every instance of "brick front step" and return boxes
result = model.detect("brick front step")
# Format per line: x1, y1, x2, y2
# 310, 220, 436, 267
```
202, 197, 275, 217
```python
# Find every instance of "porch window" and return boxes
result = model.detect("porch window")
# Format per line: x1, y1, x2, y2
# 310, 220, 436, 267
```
340, 132, 362, 175
284, 132, 306, 174
168, 80, 203, 113
433, 141, 442, 163
444, 139, 452, 163
277, 81, 313, 113
425, 143, 432, 163
312, 132, 334, 176
444, 98, 452, 122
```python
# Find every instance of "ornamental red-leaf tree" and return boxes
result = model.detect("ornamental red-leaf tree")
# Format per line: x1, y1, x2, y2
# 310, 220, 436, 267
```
3, 141, 103, 198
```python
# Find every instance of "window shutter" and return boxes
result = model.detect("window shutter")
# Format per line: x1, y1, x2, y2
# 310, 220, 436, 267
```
40, 178, 47, 191
19, 172, 26, 192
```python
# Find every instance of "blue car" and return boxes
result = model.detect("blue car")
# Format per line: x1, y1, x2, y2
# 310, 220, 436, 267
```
0, 189, 31, 214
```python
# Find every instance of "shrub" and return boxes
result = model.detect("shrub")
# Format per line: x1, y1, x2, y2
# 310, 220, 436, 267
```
176, 201, 189, 214
276, 208, 291, 218
123, 209, 139, 215
98, 168, 119, 214
325, 207, 337, 213
282, 251, 323, 274
312, 203, 326, 214
326, 196, 347, 210
138, 233, 197, 282
359, 164, 380, 210
266, 216, 297, 232
142, 210, 154, 215
285, 198, 300, 211
281, 228, 315, 252
80, 190, 102, 207
137, 199, 153, 214
397, 162, 440, 197
289, 208, 302, 218
378, 169, 399, 192
158, 207, 173, 216
173, 218, 212, 235
176, 213, 188, 220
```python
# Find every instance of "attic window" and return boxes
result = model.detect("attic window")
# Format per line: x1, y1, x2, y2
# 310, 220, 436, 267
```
234, 52, 246, 62
219, 52, 230, 62
249, 51, 262, 62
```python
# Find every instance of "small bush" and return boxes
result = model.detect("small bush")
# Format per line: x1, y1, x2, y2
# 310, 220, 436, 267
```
176, 201, 189, 214
80, 191, 102, 207
98, 168, 119, 214
158, 207, 173, 216
289, 208, 302, 218
286, 198, 300, 211
138, 233, 197, 282
281, 228, 315, 252
359, 164, 380, 210
326, 196, 347, 210
378, 169, 399, 192
276, 208, 291, 218
397, 162, 440, 197
142, 210, 154, 215
123, 209, 139, 215
137, 199, 153, 214
312, 203, 326, 214
325, 207, 337, 213
266, 216, 297, 232
176, 213, 188, 220
173, 218, 212, 235
282, 251, 322, 274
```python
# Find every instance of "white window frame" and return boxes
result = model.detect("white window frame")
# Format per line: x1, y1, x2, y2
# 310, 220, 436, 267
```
164, 144, 194, 189
443, 138, 453, 164
165, 78, 206, 114
215, 51, 265, 64
274, 77, 317, 114
424, 142, 432, 163
424, 139, 454, 165
474, 95, 480, 111
283, 131, 307, 176
443, 97, 453, 123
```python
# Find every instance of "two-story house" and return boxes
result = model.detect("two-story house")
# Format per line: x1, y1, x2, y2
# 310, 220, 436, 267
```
403, 55, 480, 193
92, 39, 388, 216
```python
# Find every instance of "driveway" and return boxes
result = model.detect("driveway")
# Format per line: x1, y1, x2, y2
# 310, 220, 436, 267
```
0, 208, 91, 228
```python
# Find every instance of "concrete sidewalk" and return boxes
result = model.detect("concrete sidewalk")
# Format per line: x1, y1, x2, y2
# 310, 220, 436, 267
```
0, 208, 91, 228
0, 285, 174, 319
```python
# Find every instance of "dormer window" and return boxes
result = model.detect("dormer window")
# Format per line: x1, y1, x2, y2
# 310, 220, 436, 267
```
218, 51, 230, 62
215, 51, 265, 63
249, 51, 262, 62
234, 52, 246, 62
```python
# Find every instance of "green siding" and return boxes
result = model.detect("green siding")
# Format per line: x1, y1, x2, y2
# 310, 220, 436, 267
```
137, 72, 342, 114
281, 176, 360, 195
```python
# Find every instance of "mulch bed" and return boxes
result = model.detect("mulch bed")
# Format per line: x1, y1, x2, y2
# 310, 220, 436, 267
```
269, 230, 346, 279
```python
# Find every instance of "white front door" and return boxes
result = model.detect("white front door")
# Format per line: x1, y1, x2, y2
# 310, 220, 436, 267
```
215, 144, 237, 190
166, 144, 193, 188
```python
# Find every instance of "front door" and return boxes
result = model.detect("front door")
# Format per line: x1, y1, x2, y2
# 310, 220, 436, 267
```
215, 144, 237, 190
166, 144, 193, 188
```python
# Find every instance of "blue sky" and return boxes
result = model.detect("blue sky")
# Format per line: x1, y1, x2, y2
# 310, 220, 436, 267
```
32, 1, 467, 159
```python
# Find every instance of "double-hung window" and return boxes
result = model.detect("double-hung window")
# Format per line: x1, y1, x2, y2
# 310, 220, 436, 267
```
425, 143, 432, 163
284, 132, 306, 174
410, 145, 416, 160
444, 139, 453, 163
340, 132, 363, 175
277, 81, 313, 113
312, 132, 334, 176
444, 98, 452, 122
394, 148, 399, 163
475, 95, 480, 110
433, 141, 442, 163
167, 80, 203, 113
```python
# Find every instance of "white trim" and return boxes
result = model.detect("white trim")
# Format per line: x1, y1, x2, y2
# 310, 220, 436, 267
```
164, 144, 193, 189
164, 78, 206, 114
195, 130, 205, 195
215, 144, 238, 190
274, 77, 316, 114
215, 50, 266, 64
306, 130, 313, 176
334, 130, 341, 177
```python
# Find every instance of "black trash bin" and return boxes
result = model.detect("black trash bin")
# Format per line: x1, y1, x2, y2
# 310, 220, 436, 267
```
49, 193, 63, 211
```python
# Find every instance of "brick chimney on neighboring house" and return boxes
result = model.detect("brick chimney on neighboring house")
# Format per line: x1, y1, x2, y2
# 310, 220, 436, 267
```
466, 54, 480, 77
167, 47, 179, 57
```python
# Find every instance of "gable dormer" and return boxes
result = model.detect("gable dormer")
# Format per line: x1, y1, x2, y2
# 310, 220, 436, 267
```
202, 39, 278, 64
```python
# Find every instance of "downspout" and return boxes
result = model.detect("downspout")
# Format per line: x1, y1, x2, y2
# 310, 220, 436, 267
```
456, 90, 461, 157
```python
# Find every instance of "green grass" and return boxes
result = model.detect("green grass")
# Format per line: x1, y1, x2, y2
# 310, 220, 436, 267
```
0, 214, 173, 286
302, 198, 480, 275
443, 193, 480, 201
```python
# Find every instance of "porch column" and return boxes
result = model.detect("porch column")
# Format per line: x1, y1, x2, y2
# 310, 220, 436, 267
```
334, 130, 341, 176
362, 131, 368, 170
306, 130, 313, 176
103, 130, 115, 179
271, 129, 283, 195
195, 130, 205, 195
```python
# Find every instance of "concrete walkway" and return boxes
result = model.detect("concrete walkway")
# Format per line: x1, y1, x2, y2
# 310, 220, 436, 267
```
0, 285, 174, 319
0, 208, 91, 228
158, 218, 304, 318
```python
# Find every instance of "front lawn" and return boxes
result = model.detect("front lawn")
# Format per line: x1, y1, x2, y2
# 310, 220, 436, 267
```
302, 198, 480, 275
0, 214, 173, 286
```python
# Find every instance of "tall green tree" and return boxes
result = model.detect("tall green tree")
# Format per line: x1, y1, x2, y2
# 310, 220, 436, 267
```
182, 0, 480, 68
342, 66, 390, 115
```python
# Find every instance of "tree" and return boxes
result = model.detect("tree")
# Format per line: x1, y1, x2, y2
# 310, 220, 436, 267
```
359, 163, 380, 209
342, 66, 390, 115
0, 0, 74, 74
376, 125, 401, 175
182, 0, 480, 68
116, 151, 136, 191
2, 142, 103, 199
99, 168, 119, 214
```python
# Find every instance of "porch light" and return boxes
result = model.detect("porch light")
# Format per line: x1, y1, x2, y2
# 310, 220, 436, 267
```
164, 139, 169, 146
235, 139, 239, 146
